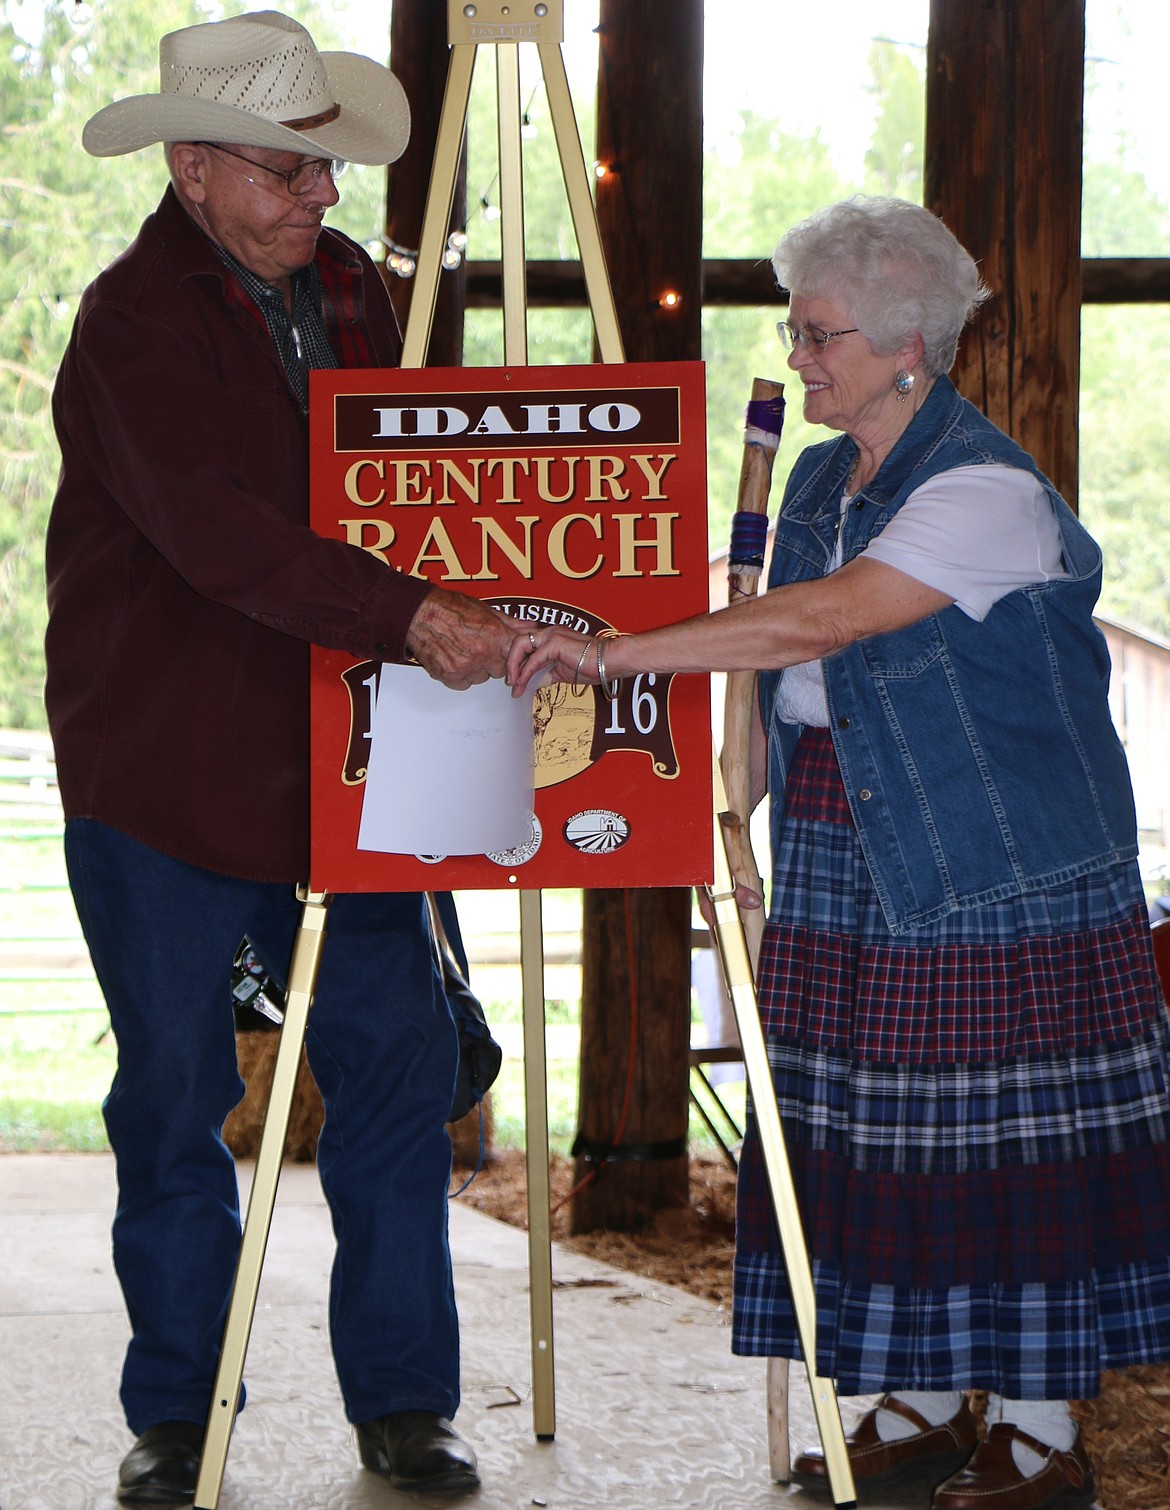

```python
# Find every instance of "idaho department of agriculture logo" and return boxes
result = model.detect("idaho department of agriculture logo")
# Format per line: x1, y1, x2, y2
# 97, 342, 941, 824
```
564, 809, 631, 855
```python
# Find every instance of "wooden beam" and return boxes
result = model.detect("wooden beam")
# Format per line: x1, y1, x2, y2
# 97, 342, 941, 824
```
1081, 259, 1170, 303
592, 0, 704, 361
465, 257, 1170, 308
463, 258, 776, 308
925, 0, 1085, 504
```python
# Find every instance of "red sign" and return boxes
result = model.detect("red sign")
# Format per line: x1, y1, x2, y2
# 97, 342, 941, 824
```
308, 361, 712, 892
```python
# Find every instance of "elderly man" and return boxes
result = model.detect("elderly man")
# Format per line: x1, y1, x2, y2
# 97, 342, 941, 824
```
47, 12, 508, 1503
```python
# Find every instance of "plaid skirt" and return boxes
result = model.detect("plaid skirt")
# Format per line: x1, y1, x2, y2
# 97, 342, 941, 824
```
732, 728, 1170, 1399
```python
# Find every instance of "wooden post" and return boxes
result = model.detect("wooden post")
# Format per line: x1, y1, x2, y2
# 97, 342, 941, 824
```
925, 0, 1085, 506
571, 0, 704, 1234
592, 0, 705, 365
572, 888, 693, 1231
388, 0, 468, 366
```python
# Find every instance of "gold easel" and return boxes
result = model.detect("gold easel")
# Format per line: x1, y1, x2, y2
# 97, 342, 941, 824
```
194, 888, 328, 1507
193, 2, 855, 1503
396, 0, 627, 1443
707, 757, 856, 1505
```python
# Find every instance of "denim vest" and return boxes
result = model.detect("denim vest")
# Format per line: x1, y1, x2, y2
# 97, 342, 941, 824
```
760, 374, 1138, 935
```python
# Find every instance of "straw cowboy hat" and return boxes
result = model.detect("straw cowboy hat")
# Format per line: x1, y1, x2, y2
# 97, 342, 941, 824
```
82, 10, 410, 165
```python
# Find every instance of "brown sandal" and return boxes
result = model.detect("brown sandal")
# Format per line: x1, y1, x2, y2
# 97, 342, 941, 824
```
791, 1393, 978, 1496
931, 1423, 1096, 1510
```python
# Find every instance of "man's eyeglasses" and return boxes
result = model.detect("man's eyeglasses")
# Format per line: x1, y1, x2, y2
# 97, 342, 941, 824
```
776, 321, 861, 353
199, 142, 347, 196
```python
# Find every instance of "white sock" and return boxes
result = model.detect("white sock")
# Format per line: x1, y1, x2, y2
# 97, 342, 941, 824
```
875, 1390, 965, 1443
988, 1395, 1075, 1476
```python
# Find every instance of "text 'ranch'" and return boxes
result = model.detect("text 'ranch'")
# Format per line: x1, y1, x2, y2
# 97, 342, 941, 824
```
327, 386, 688, 583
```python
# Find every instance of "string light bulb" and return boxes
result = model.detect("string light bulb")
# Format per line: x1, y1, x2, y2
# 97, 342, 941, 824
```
375, 230, 468, 279
657, 289, 682, 310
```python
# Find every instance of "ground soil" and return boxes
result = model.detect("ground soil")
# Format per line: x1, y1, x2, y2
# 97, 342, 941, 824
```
453, 1146, 1170, 1510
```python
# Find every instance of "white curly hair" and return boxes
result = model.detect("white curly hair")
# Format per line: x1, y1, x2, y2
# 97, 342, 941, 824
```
772, 196, 991, 377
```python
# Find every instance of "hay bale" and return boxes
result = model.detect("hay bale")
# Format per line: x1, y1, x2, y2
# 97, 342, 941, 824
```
224, 1031, 495, 1169
223, 1030, 323, 1162
449, 1094, 495, 1170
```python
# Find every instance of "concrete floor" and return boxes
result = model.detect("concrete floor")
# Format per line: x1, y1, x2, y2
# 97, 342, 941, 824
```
0, 1154, 928, 1510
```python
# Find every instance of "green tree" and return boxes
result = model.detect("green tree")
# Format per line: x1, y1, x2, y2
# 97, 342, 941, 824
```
1077, 142, 1170, 636
1079, 305, 1170, 638
0, 0, 195, 729
0, 0, 392, 729
1082, 152, 1170, 258
701, 113, 846, 552
863, 40, 924, 200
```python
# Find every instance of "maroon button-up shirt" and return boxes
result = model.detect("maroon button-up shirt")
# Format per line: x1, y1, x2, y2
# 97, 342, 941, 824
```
46, 186, 430, 881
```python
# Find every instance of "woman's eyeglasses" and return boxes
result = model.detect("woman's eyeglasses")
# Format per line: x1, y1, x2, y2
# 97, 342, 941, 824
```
776, 322, 860, 353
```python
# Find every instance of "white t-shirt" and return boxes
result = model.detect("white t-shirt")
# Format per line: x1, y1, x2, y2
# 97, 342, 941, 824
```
776, 463, 1068, 728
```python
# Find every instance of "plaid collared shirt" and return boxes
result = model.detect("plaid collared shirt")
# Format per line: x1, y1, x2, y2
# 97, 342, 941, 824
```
213, 244, 345, 410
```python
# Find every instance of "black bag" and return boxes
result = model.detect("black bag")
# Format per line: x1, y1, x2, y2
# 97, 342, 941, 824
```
429, 891, 503, 1123
440, 948, 503, 1124
229, 893, 502, 1124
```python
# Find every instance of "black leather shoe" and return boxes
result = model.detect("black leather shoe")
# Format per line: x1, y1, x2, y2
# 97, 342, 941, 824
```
355, 1411, 479, 1496
117, 1421, 204, 1504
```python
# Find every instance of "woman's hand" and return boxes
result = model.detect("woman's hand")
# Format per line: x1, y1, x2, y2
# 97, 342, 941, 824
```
507, 626, 597, 696
695, 880, 763, 930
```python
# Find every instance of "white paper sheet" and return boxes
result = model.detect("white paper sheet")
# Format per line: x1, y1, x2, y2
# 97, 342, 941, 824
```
357, 665, 536, 857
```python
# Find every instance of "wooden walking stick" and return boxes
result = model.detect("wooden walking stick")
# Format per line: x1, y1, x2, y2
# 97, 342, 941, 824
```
720, 377, 784, 966
717, 378, 795, 1482
713, 379, 854, 1502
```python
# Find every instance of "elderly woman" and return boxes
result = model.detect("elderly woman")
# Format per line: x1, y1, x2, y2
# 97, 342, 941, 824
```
508, 197, 1170, 1510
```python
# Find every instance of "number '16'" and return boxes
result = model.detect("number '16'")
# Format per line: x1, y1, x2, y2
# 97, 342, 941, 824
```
604, 672, 659, 735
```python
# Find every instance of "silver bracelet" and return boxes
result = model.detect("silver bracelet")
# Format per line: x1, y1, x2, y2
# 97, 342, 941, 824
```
595, 628, 624, 700
572, 636, 596, 696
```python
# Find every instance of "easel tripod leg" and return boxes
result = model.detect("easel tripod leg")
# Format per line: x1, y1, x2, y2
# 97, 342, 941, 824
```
400, 41, 476, 370
536, 41, 624, 364
520, 889, 556, 1438
192, 888, 331, 1510
706, 754, 856, 1508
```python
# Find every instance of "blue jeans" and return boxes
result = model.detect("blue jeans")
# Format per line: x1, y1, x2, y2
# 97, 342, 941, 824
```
65, 819, 460, 1435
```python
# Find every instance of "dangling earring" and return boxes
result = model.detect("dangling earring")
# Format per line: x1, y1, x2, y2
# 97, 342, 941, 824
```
895, 369, 915, 402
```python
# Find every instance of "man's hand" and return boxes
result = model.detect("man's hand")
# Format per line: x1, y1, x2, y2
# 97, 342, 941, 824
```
404, 587, 521, 689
